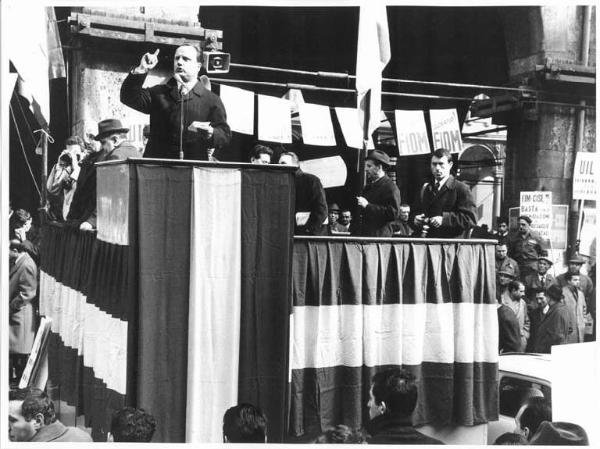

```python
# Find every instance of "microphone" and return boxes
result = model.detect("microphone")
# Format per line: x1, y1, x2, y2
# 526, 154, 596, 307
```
175, 74, 186, 160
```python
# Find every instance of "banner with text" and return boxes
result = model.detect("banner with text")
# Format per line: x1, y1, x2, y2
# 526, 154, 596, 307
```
579, 207, 597, 258
572, 152, 597, 201
394, 110, 431, 156
508, 207, 520, 231
550, 205, 569, 251
520, 191, 552, 240
429, 109, 463, 154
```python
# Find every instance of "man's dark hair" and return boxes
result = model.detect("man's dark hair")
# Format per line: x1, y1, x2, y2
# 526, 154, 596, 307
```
223, 403, 267, 443
10, 239, 24, 252
9, 388, 57, 425
519, 396, 552, 440
564, 271, 580, 282
497, 217, 508, 226
494, 432, 529, 445
399, 203, 410, 209
252, 144, 273, 159
110, 406, 156, 442
371, 368, 418, 416
507, 280, 524, 294
431, 148, 452, 163
11, 209, 31, 228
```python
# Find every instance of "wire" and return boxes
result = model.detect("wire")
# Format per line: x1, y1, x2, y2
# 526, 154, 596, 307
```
9, 104, 42, 199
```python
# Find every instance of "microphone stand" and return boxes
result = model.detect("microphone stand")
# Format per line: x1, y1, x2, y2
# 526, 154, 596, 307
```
179, 84, 186, 160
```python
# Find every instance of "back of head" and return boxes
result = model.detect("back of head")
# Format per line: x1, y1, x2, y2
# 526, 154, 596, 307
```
10, 387, 56, 426
530, 421, 589, 446
110, 406, 156, 442
223, 403, 267, 443
371, 368, 418, 416
314, 425, 367, 444
519, 396, 551, 440
494, 432, 529, 445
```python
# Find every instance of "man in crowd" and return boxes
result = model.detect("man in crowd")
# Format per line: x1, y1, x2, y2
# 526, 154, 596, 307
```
495, 242, 520, 281
497, 292, 521, 353
555, 254, 594, 315
514, 396, 552, 442
496, 267, 516, 302
365, 368, 442, 444
67, 119, 140, 230
327, 203, 340, 233
279, 151, 327, 235
494, 216, 509, 244
9, 388, 92, 442
527, 285, 571, 353
108, 406, 156, 442
9, 240, 38, 384
223, 403, 268, 443
507, 215, 547, 278
8, 208, 39, 262
250, 144, 273, 164
332, 209, 352, 233
121, 45, 231, 160
501, 280, 530, 351
46, 136, 85, 221
522, 251, 555, 310
356, 150, 402, 237
412, 148, 476, 238
561, 272, 586, 344
392, 203, 414, 236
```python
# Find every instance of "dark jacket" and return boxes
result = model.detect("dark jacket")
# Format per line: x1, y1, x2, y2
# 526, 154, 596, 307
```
67, 142, 139, 226
366, 413, 444, 445
498, 304, 522, 353
294, 170, 327, 236
413, 175, 477, 238
30, 420, 93, 442
528, 302, 571, 353
359, 175, 402, 237
121, 72, 231, 160
9, 252, 38, 354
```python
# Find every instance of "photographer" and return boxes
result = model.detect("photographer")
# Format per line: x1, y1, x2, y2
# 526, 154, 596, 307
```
412, 148, 477, 238
46, 136, 85, 221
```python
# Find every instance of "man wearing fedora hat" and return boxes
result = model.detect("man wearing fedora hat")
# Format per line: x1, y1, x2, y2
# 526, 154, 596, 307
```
527, 285, 572, 353
67, 119, 139, 230
121, 45, 231, 160
355, 149, 401, 237
523, 251, 555, 310
412, 148, 476, 238
555, 254, 594, 317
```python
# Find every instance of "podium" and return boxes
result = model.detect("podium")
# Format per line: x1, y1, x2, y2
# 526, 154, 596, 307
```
40, 159, 296, 442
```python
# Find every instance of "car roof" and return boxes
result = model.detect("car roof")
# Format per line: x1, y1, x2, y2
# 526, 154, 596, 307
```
499, 353, 552, 383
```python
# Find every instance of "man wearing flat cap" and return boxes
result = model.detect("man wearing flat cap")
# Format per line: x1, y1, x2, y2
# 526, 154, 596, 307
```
68, 119, 139, 230
355, 150, 401, 237
523, 251, 555, 310
412, 148, 477, 238
555, 253, 594, 317
507, 215, 548, 279
527, 285, 572, 353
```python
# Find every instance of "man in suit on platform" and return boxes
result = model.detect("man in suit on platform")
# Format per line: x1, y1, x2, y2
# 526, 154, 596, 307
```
413, 148, 477, 238
67, 119, 140, 230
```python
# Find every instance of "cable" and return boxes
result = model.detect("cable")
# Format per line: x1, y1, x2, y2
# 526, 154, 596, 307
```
9, 104, 42, 199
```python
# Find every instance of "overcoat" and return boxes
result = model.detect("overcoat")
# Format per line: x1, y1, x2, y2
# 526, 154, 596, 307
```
9, 252, 38, 354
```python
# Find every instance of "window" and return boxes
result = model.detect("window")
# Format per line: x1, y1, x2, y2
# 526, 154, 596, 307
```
499, 376, 551, 417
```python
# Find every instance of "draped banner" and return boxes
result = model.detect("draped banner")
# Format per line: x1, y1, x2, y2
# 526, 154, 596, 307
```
290, 239, 498, 437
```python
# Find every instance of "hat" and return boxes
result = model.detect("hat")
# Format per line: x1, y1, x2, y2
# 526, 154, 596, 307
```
529, 421, 589, 446
538, 251, 553, 265
366, 150, 390, 167
518, 215, 532, 225
328, 203, 340, 212
545, 284, 563, 302
568, 254, 586, 265
94, 119, 130, 141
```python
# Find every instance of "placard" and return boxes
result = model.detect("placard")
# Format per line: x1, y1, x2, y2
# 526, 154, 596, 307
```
572, 152, 597, 201
508, 207, 520, 231
394, 110, 431, 156
220, 85, 255, 135
429, 108, 463, 153
520, 191, 552, 240
335, 107, 375, 149
298, 103, 336, 146
579, 207, 597, 258
550, 205, 569, 251
299, 156, 347, 189
257, 94, 292, 143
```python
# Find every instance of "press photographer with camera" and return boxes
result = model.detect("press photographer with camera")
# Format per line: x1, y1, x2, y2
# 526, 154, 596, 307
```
412, 148, 477, 238
46, 136, 85, 221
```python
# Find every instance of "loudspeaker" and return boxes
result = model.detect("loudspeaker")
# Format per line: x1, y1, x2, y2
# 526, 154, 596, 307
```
203, 51, 230, 74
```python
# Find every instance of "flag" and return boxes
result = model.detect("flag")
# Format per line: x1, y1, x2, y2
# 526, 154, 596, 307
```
356, 2, 391, 142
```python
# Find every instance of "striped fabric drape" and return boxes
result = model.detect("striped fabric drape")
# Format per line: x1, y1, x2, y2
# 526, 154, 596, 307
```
290, 239, 499, 437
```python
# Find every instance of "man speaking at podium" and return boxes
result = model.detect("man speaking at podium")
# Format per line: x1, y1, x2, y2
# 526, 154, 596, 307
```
121, 44, 231, 160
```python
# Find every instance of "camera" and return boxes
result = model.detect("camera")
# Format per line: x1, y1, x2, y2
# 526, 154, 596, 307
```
59, 152, 72, 165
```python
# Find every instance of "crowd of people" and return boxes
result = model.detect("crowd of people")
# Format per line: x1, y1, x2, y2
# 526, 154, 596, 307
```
495, 215, 596, 353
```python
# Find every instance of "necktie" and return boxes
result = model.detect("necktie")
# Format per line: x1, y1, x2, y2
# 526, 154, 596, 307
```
540, 275, 545, 285
433, 181, 440, 193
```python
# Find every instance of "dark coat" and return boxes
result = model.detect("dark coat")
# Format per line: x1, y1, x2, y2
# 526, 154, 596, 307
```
9, 253, 38, 354
294, 170, 327, 236
359, 175, 402, 237
121, 73, 231, 160
366, 413, 444, 445
30, 421, 93, 442
412, 175, 477, 238
67, 142, 140, 226
523, 272, 555, 307
498, 304, 522, 353
528, 302, 571, 353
